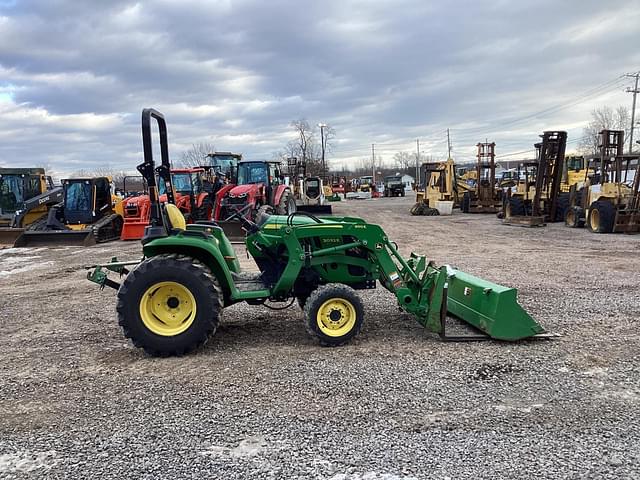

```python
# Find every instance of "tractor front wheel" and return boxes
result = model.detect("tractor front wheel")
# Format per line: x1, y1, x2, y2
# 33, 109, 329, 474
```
303, 284, 364, 346
116, 254, 222, 356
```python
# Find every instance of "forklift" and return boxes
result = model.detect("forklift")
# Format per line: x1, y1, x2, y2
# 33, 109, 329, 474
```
565, 129, 640, 233
461, 142, 503, 214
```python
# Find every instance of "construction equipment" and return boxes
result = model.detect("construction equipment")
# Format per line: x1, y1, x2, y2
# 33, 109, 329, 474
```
383, 175, 406, 197
86, 108, 551, 357
501, 131, 568, 226
214, 159, 296, 240
121, 168, 216, 240
461, 143, 503, 213
285, 157, 332, 214
411, 158, 458, 215
565, 130, 640, 233
0, 168, 63, 245
15, 177, 124, 247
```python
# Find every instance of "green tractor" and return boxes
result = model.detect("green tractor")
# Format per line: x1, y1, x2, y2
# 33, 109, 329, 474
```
87, 109, 550, 356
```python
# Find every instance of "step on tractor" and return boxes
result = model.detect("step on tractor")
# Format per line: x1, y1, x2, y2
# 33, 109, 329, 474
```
501, 131, 569, 227
411, 159, 459, 215
383, 175, 405, 197
565, 129, 640, 233
121, 168, 216, 241
461, 142, 503, 214
15, 177, 124, 247
0, 168, 63, 246
214, 159, 296, 240
86, 108, 551, 357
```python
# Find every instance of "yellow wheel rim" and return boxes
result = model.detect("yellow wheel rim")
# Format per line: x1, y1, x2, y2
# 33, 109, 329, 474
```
591, 209, 599, 230
139, 281, 197, 336
566, 210, 574, 225
316, 298, 357, 337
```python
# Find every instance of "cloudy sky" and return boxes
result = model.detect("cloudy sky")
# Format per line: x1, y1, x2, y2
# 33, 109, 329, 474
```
0, 0, 638, 177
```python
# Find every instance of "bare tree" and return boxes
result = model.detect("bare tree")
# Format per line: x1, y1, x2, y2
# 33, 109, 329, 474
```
393, 151, 413, 170
181, 142, 216, 168
290, 119, 314, 162
579, 106, 630, 154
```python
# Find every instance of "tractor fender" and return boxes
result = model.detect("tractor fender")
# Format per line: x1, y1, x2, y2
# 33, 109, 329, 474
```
195, 192, 209, 208
272, 185, 291, 206
142, 235, 237, 305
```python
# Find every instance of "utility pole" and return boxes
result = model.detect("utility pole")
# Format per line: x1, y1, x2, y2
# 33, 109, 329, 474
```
371, 144, 375, 182
318, 123, 327, 178
416, 139, 420, 185
447, 128, 452, 159
626, 72, 640, 153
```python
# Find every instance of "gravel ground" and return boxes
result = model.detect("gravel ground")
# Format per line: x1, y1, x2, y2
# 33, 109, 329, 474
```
1, 196, 639, 479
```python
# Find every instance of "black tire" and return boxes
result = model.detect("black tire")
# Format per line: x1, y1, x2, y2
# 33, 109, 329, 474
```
193, 201, 212, 221
555, 192, 570, 222
303, 284, 364, 346
462, 192, 471, 213
401, 190, 405, 197
116, 254, 222, 356
296, 293, 310, 310
276, 190, 296, 215
565, 206, 585, 228
505, 197, 525, 218
587, 200, 616, 233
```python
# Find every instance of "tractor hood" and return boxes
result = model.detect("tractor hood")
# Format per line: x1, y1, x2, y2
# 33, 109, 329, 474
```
228, 184, 259, 197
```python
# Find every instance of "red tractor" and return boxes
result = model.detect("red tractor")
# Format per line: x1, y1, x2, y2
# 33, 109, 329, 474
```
214, 160, 296, 238
121, 168, 214, 240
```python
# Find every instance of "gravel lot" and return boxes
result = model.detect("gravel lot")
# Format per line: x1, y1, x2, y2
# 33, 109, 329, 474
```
1, 196, 639, 479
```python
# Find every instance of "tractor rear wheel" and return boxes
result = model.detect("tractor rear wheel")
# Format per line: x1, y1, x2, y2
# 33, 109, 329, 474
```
587, 200, 616, 233
303, 284, 364, 346
276, 190, 296, 216
116, 254, 222, 356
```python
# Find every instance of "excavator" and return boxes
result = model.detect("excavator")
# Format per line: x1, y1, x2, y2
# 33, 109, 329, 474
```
15, 177, 124, 247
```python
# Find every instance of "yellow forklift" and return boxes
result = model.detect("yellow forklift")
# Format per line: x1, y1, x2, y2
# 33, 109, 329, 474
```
461, 142, 503, 213
15, 177, 124, 246
565, 130, 640, 233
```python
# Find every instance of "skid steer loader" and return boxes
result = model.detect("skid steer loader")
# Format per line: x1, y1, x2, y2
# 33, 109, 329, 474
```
15, 177, 124, 247
0, 168, 62, 246
86, 109, 552, 357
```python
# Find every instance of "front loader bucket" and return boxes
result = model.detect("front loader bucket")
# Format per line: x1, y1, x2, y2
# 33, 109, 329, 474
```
216, 220, 246, 243
297, 204, 333, 215
0, 228, 24, 247
14, 229, 96, 247
439, 266, 545, 341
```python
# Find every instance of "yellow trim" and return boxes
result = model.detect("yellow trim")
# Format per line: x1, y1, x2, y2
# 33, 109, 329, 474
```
316, 298, 356, 337
139, 281, 197, 336
301, 224, 343, 229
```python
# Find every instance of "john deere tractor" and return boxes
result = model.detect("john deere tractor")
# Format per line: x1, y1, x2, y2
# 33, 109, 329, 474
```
86, 109, 550, 357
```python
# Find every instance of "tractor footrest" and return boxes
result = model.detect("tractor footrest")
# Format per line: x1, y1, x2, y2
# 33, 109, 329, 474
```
232, 272, 269, 292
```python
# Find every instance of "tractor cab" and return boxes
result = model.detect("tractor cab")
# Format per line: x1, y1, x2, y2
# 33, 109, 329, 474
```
235, 160, 285, 202
205, 151, 241, 182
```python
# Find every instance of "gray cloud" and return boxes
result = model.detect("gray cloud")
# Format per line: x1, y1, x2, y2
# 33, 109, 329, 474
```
0, 0, 638, 177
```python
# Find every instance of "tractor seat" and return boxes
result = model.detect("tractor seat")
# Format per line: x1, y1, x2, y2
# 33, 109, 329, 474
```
165, 203, 187, 230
